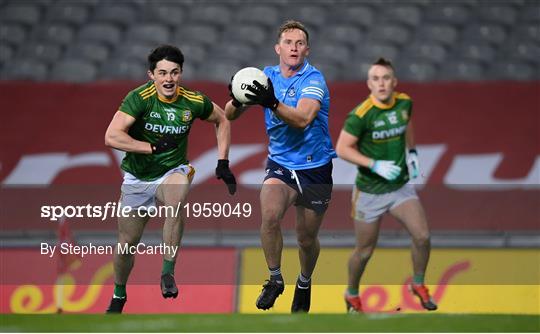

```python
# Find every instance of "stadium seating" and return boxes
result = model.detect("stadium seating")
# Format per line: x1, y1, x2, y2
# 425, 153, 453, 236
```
99, 59, 147, 81
2, 58, 49, 80
438, 59, 485, 81
0, 43, 13, 67
0, 23, 27, 46
381, 5, 423, 27
91, 4, 138, 27
173, 25, 220, 47
46, 4, 90, 26
318, 24, 363, 49
31, 23, 76, 45
16, 41, 62, 64
329, 5, 375, 29
0, 0, 538, 82
0, 3, 41, 27
141, 4, 186, 28
64, 41, 110, 64
222, 24, 268, 47
77, 23, 123, 46
415, 23, 459, 46
172, 41, 208, 66
50, 59, 97, 82
284, 5, 328, 29
188, 4, 233, 28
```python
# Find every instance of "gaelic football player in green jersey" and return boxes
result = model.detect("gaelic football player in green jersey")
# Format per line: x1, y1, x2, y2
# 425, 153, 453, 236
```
336, 58, 437, 313
104, 45, 236, 313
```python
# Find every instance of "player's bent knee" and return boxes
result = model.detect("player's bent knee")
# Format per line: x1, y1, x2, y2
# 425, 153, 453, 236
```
261, 217, 281, 232
412, 233, 431, 247
261, 208, 285, 226
297, 235, 317, 250
354, 246, 375, 262
117, 233, 141, 246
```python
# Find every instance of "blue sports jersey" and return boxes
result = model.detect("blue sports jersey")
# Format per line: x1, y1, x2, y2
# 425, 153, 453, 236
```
263, 61, 337, 170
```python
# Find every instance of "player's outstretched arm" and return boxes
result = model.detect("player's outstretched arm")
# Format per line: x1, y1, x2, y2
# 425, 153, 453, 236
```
206, 103, 237, 195
225, 77, 251, 120
224, 99, 250, 121
105, 111, 153, 154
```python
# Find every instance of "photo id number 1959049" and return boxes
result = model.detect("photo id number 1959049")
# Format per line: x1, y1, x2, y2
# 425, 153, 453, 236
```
183, 202, 252, 218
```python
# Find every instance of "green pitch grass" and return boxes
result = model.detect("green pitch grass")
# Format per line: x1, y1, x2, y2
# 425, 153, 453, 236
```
1, 314, 538, 332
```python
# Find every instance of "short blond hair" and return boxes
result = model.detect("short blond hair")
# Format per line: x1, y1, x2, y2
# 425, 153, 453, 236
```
277, 20, 309, 45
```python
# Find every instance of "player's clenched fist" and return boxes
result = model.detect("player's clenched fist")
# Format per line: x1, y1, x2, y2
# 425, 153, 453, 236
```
245, 79, 279, 111
151, 134, 178, 154
215, 159, 237, 195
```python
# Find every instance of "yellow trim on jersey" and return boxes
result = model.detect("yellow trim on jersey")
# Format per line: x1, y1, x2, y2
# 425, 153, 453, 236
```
157, 93, 179, 103
373, 137, 400, 143
140, 86, 156, 100
351, 187, 360, 219
396, 92, 411, 100
370, 93, 395, 109
178, 92, 203, 104
369, 91, 411, 110
178, 87, 204, 103
178, 87, 203, 99
187, 164, 196, 183
353, 98, 374, 118
141, 90, 156, 100
139, 84, 155, 96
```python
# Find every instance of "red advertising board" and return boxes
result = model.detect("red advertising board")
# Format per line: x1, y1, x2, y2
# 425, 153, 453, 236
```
0, 81, 538, 232
0, 248, 237, 314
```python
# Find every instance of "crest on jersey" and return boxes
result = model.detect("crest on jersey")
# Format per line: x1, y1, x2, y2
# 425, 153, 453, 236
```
401, 109, 409, 121
288, 87, 296, 97
182, 110, 192, 122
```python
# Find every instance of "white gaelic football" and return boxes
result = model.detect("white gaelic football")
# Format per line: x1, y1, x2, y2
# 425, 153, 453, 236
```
231, 67, 268, 104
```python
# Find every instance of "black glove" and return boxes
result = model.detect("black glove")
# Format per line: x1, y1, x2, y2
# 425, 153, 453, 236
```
228, 77, 243, 108
215, 159, 237, 195
245, 78, 279, 110
151, 134, 177, 154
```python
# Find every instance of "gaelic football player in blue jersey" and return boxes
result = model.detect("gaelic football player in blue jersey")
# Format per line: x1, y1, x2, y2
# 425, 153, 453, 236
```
225, 20, 337, 313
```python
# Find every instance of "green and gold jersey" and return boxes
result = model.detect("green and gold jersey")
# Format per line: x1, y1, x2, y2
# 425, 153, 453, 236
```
343, 92, 412, 194
118, 81, 213, 181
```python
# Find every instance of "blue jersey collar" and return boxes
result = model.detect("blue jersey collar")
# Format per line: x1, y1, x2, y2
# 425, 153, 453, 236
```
272, 61, 311, 77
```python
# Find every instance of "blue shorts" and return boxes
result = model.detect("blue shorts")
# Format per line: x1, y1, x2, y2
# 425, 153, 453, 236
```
264, 159, 333, 214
